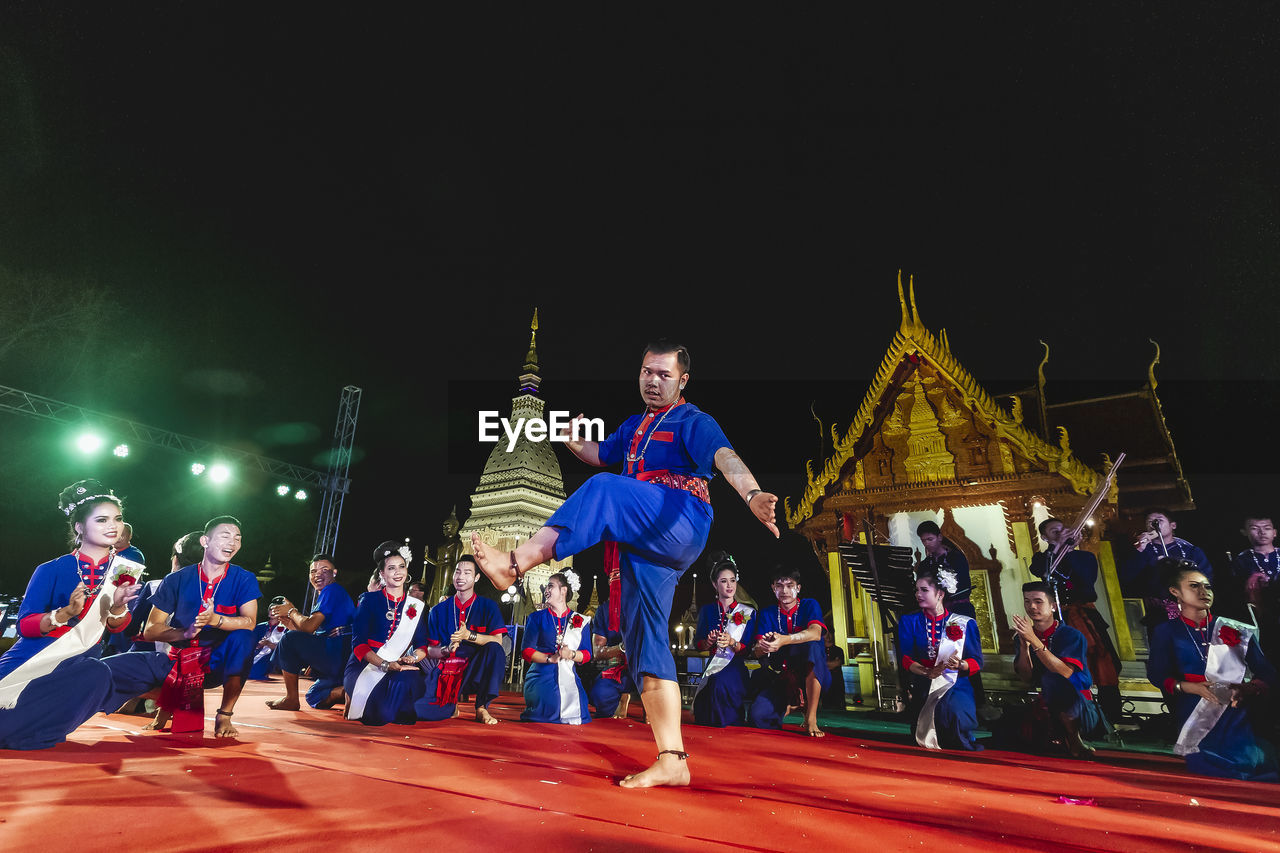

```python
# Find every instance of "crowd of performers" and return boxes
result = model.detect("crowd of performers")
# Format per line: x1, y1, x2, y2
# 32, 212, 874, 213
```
1, 340, 1276, 789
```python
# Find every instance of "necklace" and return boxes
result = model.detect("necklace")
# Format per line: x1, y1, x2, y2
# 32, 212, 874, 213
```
454, 595, 473, 634
199, 563, 227, 610
626, 399, 682, 473
925, 610, 948, 661
552, 608, 571, 648
717, 600, 736, 633
384, 590, 404, 628
73, 549, 113, 598
1183, 615, 1211, 662
1250, 549, 1279, 580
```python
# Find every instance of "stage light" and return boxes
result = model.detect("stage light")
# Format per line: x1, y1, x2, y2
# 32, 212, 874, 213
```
276, 484, 291, 496
1085, 519, 1095, 527
76, 433, 104, 454
208, 464, 230, 483
294, 489, 308, 501
113, 444, 130, 458
191, 462, 206, 476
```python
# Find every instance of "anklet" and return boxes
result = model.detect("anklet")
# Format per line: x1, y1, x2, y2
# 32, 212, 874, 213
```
215, 710, 233, 716
510, 551, 524, 581
657, 749, 689, 760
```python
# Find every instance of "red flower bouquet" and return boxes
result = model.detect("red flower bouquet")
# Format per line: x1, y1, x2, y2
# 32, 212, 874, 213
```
115, 574, 137, 586
732, 611, 745, 626
1219, 625, 1241, 647
946, 624, 964, 641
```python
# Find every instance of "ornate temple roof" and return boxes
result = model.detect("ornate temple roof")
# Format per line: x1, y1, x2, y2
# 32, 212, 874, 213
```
785, 274, 1105, 528
475, 308, 566, 500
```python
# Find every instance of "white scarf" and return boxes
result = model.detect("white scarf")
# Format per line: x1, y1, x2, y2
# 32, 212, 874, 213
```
346, 599, 426, 721
0, 557, 146, 709
1175, 616, 1253, 757
694, 602, 755, 700
915, 613, 973, 750
555, 613, 589, 724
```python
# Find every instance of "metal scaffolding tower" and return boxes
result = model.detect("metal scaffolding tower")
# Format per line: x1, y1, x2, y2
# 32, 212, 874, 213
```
313, 385, 361, 556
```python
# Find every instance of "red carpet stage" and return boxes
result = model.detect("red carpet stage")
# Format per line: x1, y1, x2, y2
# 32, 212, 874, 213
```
2, 681, 1277, 852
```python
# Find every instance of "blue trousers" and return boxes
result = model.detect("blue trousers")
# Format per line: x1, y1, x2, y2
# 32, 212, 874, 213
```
277, 631, 351, 707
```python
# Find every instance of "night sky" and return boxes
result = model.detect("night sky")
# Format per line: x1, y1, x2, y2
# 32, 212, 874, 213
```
1, 7, 1278, 608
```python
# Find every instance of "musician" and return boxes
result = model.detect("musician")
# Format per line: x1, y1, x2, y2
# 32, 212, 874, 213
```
266, 554, 356, 711
899, 570, 983, 750
586, 599, 638, 719
692, 552, 756, 727
1227, 517, 1278, 643
1147, 560, 1277, 781
999, 581, 1110, 758
1121, 509, 1213, 639
1029, 517, 1122, 723
520, 572, 593, 724
413, 556, 507, 725
747, 566, 829, 737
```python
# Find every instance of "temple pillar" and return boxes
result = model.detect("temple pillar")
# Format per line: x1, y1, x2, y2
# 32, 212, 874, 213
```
1097, 540, 1136, 660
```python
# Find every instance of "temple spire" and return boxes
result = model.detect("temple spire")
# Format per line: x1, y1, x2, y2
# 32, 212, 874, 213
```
519, 308, 541, 395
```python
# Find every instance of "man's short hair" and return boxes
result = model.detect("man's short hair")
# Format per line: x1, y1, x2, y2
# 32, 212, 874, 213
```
311, 553, 337, 568
1038, 517, 1062, 537
1022, 581, 1052, 597
1143, 507, 1173, 521
204, 515, 242, 535
917, 520, 941, 538
770, 565, 802, 585
642, 339, 691, 374
455, 555, 478, 571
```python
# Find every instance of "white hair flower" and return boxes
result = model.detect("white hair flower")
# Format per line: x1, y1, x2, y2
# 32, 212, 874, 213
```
398, 544, 413, 564
937, 568, 959, 595
563, 568, 581, 595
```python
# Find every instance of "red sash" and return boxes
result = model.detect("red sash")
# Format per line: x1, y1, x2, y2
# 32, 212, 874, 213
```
158, 643, 211, 733
434, 655, 468, 705
604, 541, 621, 631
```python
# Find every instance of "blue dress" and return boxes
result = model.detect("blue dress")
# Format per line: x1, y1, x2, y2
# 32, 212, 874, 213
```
0, 553, 171, 750
343, 591, 429, 726
585, 602, 635, 717
692, 601, 756, 727
747, 598, 830, 729
546, 399, 730, 684
898, 610, 983, 750
520, 608, 593, 724
413, 594, 508, 721
276, 583, 357, 706
1147, 616, 1277, 781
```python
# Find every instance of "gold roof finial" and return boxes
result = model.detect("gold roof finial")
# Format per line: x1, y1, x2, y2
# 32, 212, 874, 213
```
908, 274, 922, 328
523, 308, 540, 372
1147, 338, 1161, 391
897, 270, 910, 329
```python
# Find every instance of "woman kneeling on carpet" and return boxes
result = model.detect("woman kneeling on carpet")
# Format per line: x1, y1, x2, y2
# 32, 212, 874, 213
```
343, 541, 429, 726
521, 571, 593, 725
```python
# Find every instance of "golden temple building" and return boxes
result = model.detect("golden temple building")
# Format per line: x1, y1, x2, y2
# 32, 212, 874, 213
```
788, 274, 1192, 708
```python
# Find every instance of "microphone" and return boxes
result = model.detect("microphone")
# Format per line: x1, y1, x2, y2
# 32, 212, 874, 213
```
1150, 519, 1163, 533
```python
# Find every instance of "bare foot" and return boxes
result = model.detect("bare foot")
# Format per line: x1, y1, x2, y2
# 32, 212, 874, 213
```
806, 725, 826, 738
619, 753, 690, 789
315, 686, 344, 710
476, 706, 499, 726
265, 697, 300, 711
613, 694, 632, 719
214, 711, 238, 738
470, 532, 517, 589
142, 709, 171, 731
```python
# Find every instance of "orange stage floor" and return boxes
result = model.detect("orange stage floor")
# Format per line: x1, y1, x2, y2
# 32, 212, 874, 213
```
1, 680, 1277, 853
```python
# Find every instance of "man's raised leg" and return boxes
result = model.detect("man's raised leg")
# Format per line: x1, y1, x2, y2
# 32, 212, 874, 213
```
619, 676, 690, 788
471, 528, 559, 590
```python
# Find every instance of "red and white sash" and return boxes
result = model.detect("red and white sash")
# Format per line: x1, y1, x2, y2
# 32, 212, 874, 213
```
0, 557, 145, 710
555, 615, 589, 724
693, 604, 755, 701
915, 613, 972, 750
1175, 616, 1253, 757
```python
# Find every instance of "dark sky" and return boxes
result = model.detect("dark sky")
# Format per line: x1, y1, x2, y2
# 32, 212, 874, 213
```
1, 6, 1278, 605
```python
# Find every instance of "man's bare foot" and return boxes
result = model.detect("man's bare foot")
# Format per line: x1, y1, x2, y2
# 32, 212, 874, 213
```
314, 686, 344, 710
214, 710, 238, 738
265, 697, 301, 711
619, 753, 691, 789
613, 694, 632, 719
805, 724, 826, 738
470, 533, 518, 589
142, 709, 171, 731
476, 706, 499, 726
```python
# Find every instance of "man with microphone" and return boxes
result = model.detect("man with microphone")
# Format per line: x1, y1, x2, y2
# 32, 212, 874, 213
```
1120, 508, 1213, 640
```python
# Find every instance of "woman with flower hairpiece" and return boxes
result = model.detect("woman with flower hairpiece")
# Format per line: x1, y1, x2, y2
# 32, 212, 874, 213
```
342, 541, 430, 726
1147, 560, 1277, 780
692, 551, 756, 727
520, 571, 593, 724
899, 569, 983, 750
0, 479, 172, 749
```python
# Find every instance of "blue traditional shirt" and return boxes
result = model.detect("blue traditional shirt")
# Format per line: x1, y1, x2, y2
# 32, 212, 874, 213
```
1029, 548, 1100, 604
309, 583, 356, 635
149, 563, 261, 647
597, 398, 731, 480
425, 594, 506, 662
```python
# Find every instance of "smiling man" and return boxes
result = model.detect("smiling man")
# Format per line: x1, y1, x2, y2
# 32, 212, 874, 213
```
469, 339, 779, 788
144, 515, 260, 737
265, 554, 356, 712
747, 566, 829, 737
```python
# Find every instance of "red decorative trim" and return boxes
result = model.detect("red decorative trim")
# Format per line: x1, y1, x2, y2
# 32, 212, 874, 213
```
18, 613, 46, 638
902, 655, 916, 670
1180, 614, 1211, 628
214, 604, 238, 615
1060, 656, 1084, 672
1034, 621, 1059, 641
522, 647, 537, 663
107, 612, 132, 633
353, 643, 371, 661
651, 431, 674, 442
1162, 678, 1179, 694
807, 620, 828, 635
455, 593, 478, 610
578, 650, 591, 664
1183, 673, 1206, 683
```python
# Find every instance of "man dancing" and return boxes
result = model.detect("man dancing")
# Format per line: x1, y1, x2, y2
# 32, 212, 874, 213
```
471, 340, 778, 788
